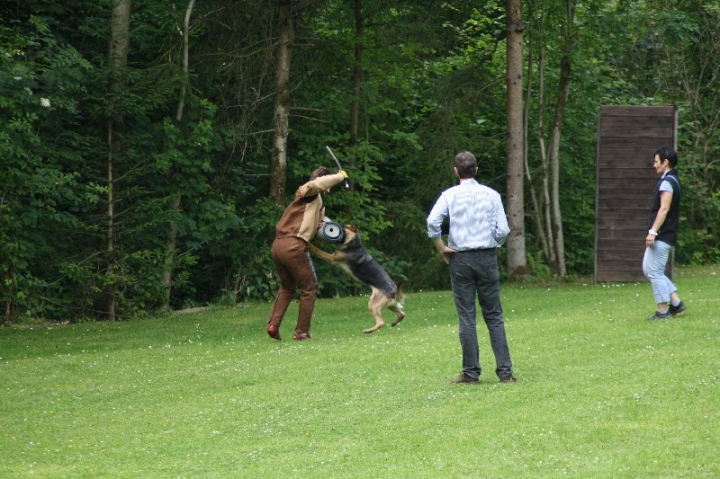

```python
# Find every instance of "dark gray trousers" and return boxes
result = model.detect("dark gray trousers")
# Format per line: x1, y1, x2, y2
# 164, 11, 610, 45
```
449, 249, 513, 379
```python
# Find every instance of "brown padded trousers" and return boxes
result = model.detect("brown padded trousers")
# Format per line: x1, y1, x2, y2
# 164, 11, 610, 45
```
267, 237, 318, 334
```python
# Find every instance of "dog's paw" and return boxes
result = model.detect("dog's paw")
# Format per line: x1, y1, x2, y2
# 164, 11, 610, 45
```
391, 312, 406, 327
362, 324, 383, 334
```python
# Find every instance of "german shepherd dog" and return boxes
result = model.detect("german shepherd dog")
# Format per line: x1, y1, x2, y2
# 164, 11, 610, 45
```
308, 224, 405, 334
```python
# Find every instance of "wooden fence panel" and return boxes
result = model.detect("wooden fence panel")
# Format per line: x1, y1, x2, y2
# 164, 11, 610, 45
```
595, 105, 677, 282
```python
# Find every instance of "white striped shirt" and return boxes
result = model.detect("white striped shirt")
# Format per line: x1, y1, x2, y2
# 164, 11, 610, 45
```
426, 178, 510, 250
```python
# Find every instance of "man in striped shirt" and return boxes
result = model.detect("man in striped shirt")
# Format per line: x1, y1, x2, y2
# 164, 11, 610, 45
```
427, 151, 516, 384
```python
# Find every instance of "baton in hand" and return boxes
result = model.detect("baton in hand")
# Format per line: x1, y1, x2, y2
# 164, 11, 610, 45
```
325, 145, 350, 190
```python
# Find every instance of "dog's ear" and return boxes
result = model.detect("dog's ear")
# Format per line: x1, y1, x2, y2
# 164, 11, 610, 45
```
346, 224, 358, 232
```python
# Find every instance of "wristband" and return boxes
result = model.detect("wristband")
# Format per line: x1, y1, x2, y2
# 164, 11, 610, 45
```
648, 230, 658, 236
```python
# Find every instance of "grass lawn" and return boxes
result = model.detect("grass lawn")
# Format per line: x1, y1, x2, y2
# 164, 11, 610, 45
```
1, 265, 719, 478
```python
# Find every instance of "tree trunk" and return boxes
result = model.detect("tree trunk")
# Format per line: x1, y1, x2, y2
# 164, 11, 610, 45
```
523, 0, 551, 264
175, 0, 194, 124
348, 0, 363, 171
549, 53, 572, 277
505, 0, 528, 279
162, 0, 195, 311
535, 0, 557, 270
546, 0, 575, 277
3, 264, 14, 322
269, 0, 294, 207
106, 0, 132, 320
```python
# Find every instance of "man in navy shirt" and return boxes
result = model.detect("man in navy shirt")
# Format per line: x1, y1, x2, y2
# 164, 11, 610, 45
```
644, 146, 686, 320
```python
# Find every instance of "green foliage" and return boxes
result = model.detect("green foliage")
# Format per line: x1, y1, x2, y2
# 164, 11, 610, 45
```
1, 0, 718, 321
232, 244, 277, 304
590, 1, 720, 270
0, 14, 97, 320
210, 197, 282, 305
676, 183, 720, 265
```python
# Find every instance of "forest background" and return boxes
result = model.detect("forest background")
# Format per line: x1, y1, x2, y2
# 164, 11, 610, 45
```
1, 0, 718, 323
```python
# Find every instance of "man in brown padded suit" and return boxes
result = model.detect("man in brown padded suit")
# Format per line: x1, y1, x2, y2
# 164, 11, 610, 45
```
266, 166, 348, 340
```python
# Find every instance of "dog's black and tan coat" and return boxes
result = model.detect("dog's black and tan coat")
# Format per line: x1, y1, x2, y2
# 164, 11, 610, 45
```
307, 224, 405, 333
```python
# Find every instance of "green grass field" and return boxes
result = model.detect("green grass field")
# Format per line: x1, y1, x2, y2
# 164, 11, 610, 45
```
1, 265, 718, 478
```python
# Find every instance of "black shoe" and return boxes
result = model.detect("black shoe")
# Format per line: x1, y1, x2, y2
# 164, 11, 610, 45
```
499, 375, 517, 383
669, 301, 686, 316
451, 373, 479, 384
648, 310, 672, 320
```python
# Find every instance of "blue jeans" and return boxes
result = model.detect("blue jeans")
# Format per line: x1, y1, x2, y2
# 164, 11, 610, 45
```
449, 249, 513, 379
642, 240, 676, 305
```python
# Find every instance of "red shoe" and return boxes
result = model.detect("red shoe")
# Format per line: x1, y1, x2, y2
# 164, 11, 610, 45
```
293, 331, 312, 340
267, 324, 281, 340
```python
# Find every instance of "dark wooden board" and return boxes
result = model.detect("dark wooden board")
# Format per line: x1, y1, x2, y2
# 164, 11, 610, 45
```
594, 105, 677, 282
